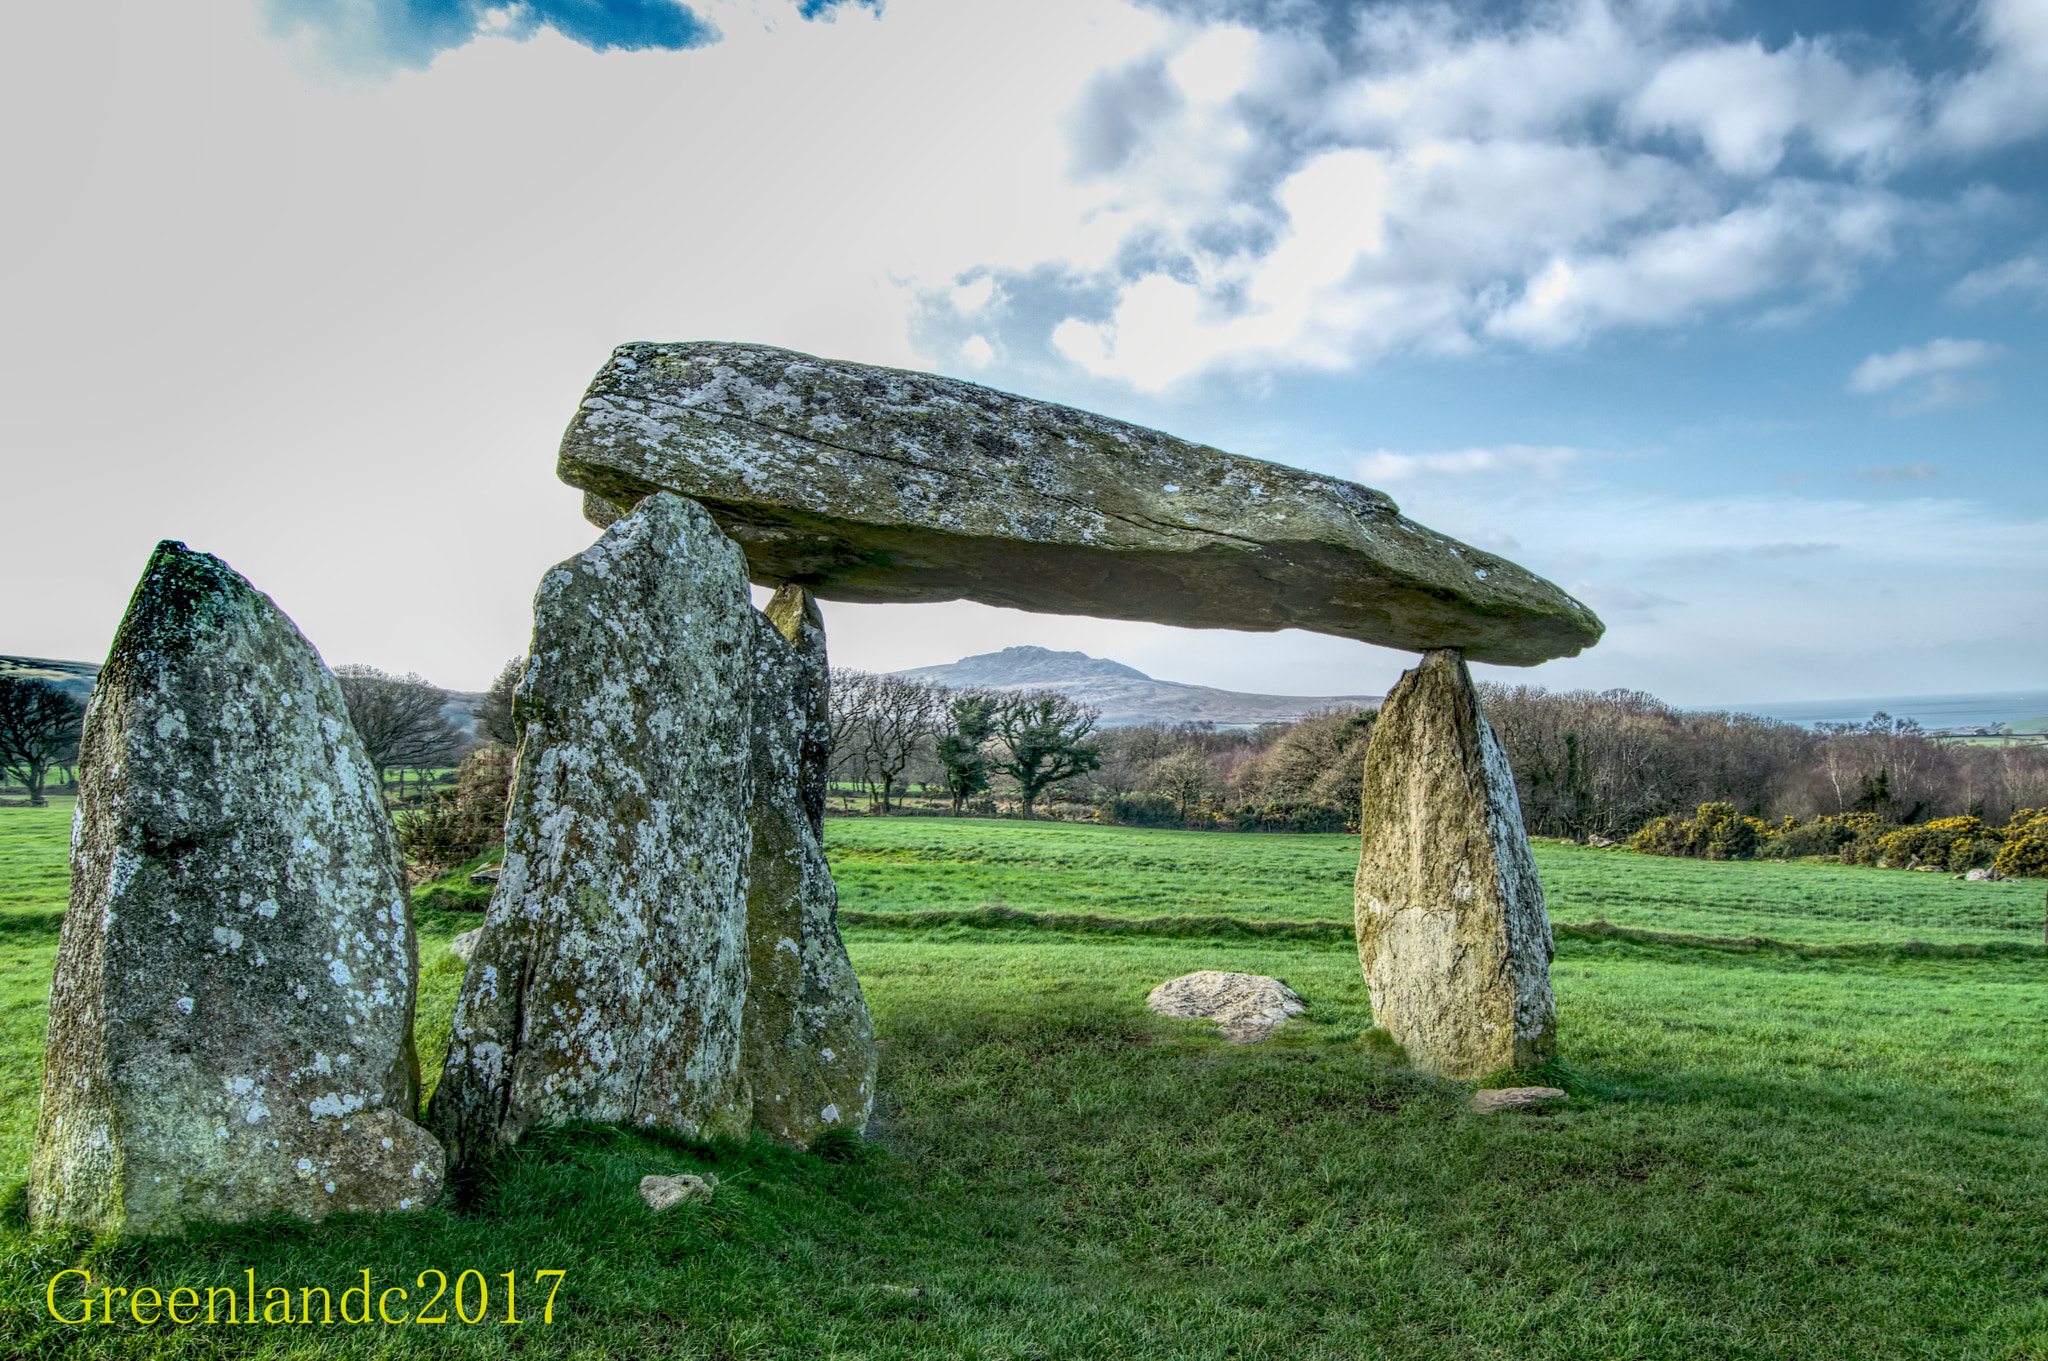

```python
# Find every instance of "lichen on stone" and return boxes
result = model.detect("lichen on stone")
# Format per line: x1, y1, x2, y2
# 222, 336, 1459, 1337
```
30, 541, 442, 1235
1354, 649, 1557, 1079
428, 496, 876, 1167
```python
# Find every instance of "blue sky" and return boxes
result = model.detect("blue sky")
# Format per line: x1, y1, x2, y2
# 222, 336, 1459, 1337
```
1, 0, 2042, 707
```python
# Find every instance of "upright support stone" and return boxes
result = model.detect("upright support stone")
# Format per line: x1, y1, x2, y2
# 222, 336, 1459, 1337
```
31, 542, 442, 1234
740, 586, 877, 1145
429, 493, 758, 1167
762, 586, 830, 839
1354, 650, 1556, 1078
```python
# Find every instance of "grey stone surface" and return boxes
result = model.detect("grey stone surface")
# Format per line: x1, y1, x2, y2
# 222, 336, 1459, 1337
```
740, 586, 877, 1146
427, 495, 877, 1166
640, 1171, 718, 1210
1468, 1087, 1566, 1113
31, 541, 442, 1234
1145, 971, 1306, 1043
447, 928, 482, 964
428, 494, 759, 1167
1355, 650, 1557, 1079
559, 343, 1603, 667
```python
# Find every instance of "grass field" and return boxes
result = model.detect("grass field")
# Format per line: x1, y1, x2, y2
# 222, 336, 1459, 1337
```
3, 806, 2047, 1358
830, 816, 2048, 945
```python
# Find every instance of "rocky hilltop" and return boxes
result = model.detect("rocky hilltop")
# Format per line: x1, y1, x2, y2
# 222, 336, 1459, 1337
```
891, 646, 1382, 728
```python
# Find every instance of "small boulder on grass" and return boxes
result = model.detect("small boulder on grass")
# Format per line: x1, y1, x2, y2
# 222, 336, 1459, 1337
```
1146, 972, 1305, 1043
448, 927, 483, 964
1468, 1087, 1565, 1114
640, 1172, 719, 1211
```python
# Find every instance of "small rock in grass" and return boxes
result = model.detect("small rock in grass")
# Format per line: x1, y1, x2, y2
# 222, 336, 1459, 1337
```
448, 928, 482, 964
640, 1172, 719, 1211
876, 1285, 924, 1298
1586, 835, 1615, 848
1962, 868, 2000, 882
467, 866, 500, 884
1146, 972, 1305, 1043
1468, 1087, 1566, 1114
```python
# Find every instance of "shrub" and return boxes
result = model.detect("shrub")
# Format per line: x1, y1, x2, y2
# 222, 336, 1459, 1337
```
1869, 816, 1994, 871
1756, 817, 1859, 859
1099, 793, 1182, 828
1230, 801, 1352, 834
1994, 809, 2048, 878
1626, 802, 1758, 860
396, 742, 514, 874
1994, 834, 2048, 878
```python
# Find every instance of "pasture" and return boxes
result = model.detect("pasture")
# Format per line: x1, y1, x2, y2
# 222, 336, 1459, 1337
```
1, 802, 2045, 1359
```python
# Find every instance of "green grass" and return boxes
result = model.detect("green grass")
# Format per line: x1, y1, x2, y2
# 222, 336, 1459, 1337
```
829, 816, 2048, 944
5, 807, 2048, 1357
0, 797, 70, 923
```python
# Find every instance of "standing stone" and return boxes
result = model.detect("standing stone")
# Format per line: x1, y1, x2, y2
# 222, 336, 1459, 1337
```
740, 586, 876, 1145
1355, 650, 1556, 1079
429, 493, 757, 1167
31, 542, 442, 1234
762, 586, 830, 839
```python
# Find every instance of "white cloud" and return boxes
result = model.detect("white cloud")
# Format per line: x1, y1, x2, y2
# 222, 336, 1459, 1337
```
1932, 0, 2048, 152
1625, 39, 1917, 177
975, 0, 2041, 389
1846, 338, 2002, 413
1951, 252, 2048, 306
1854, 463, 1939, 484
1354, 445, 1581, 486
1848, 338, 2004, 392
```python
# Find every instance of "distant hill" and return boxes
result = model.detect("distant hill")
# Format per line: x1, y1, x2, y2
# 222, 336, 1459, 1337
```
0, 655, 486, 735
890, 646, 1382, 728
0, 656, 97, 702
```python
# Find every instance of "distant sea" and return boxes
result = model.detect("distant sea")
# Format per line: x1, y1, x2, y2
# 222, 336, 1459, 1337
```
1714, 691, 2048, 731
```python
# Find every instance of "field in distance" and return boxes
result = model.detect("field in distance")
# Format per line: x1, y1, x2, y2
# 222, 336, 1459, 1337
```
827, 816, 2046, 946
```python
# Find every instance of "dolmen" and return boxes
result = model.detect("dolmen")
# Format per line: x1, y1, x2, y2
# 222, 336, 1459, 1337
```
31, 543, 444, 1234
557, 343, 1601, 1079
31, 342, 1598, 1240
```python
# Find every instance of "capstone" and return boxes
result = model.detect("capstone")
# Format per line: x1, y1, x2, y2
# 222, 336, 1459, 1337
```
559, 343, 1603, 667
30, 541, 443, 1234
1355, 650, 1557, 1079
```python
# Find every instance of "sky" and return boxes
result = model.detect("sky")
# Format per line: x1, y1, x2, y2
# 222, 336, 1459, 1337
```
3, 0, 2043, 709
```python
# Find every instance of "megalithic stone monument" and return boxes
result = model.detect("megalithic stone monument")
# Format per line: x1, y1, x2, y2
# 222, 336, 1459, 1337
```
1355, 650, 1557, 1078
31, 542, 444, 1234
429, 495, 878, 1167
551, 342, 1593, 1085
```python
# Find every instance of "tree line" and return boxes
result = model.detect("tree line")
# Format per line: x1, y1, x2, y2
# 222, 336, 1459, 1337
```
12, 655, 2045, 872
827, 672, 2048, 842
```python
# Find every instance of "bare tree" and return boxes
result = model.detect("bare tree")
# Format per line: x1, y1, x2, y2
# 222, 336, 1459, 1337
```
0, 677, 84, 806
474, 656, 525, 748
826, 670, 950, 812
333, 665, 467, 794
992, 690, 1101, 818
1145, 747, 1218, 820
